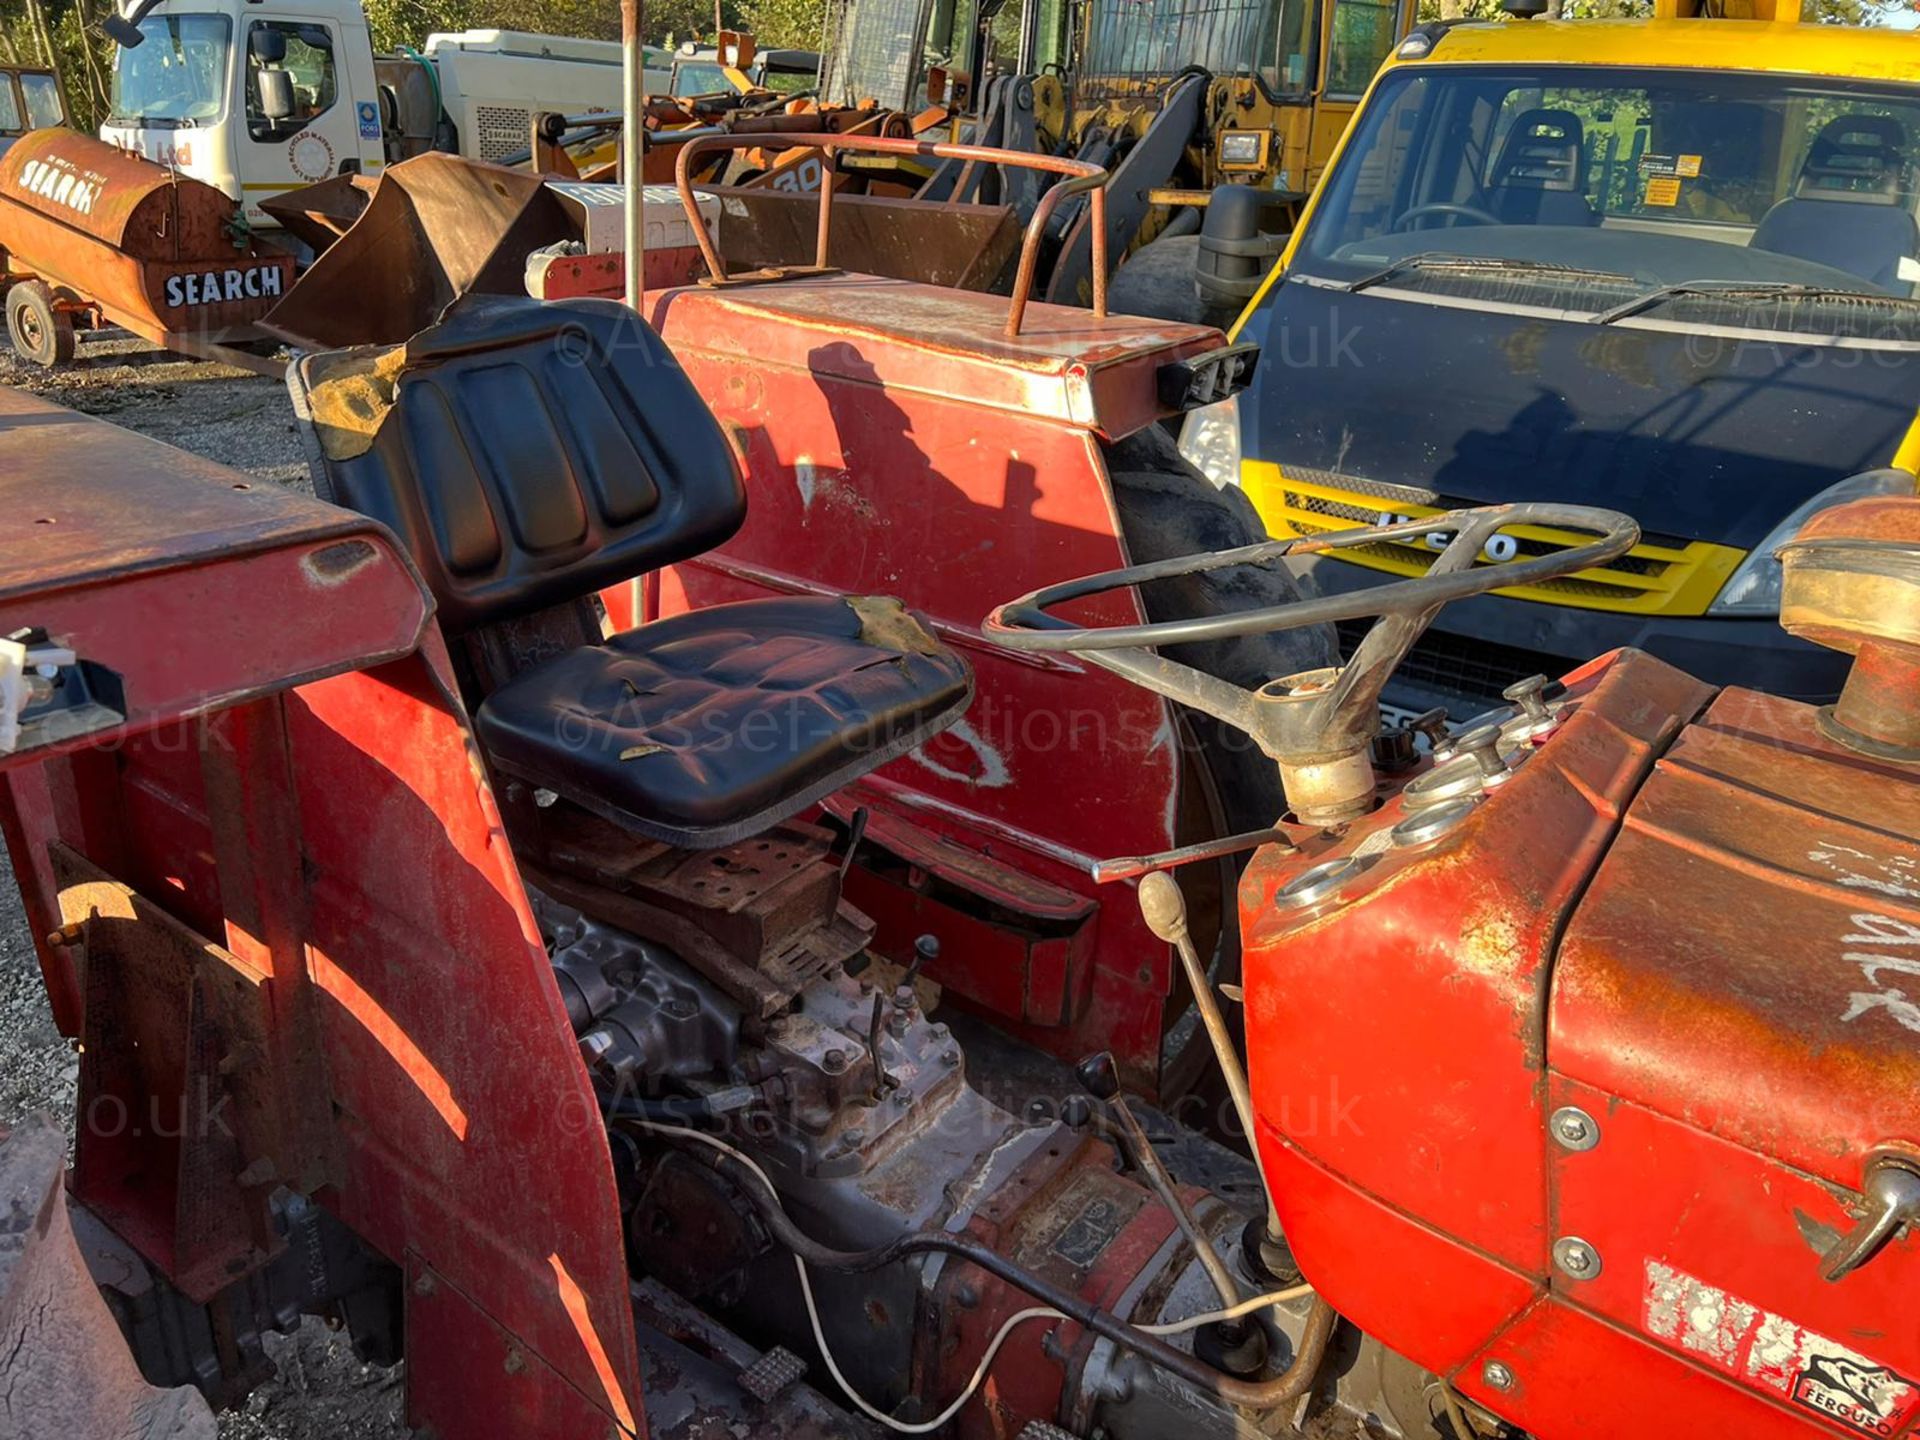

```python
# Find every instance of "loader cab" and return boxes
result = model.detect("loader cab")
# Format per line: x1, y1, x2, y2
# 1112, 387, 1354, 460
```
1190, 18, 1920, 724
102, 0, 387, 223
1070, 0, 1409, 192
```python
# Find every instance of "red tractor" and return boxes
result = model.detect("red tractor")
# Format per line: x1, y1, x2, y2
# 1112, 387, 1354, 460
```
1, 162, 1915, 1440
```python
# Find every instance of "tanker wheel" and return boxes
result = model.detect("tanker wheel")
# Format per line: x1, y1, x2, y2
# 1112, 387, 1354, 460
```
6, 283, 76, 367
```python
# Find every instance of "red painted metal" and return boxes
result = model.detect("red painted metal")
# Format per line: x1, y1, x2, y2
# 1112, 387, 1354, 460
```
0, 129, 294, 347
645, 278, 1225, 1090
1241, 649, 1713, 1303
1242, 641, 1920, 1438
0, 395, 644, 1439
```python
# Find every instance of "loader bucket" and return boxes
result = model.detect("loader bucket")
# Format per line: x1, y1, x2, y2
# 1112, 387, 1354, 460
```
257, 172, 378, 256
265, 150, 1024, 352
262, 152, 576, 349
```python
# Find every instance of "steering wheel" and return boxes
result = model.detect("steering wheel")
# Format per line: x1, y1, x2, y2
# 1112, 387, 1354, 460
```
1392, 202, 1501, 232
983, 505, 1638, 826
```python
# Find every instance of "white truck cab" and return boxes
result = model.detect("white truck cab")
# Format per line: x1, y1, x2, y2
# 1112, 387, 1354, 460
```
102, 0, 636, 226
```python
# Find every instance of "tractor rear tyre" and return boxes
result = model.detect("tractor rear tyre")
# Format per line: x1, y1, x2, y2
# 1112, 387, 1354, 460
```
6, 282, 76, 367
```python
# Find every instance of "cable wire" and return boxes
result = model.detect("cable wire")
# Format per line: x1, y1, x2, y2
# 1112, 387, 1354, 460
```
630, 1120, 1314, 1434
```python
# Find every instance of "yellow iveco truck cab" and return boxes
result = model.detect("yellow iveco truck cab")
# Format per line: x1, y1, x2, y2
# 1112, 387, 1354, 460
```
1180, 0, 1920, 721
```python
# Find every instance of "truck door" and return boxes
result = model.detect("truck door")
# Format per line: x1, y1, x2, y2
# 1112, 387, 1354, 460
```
236, 17, 362, 223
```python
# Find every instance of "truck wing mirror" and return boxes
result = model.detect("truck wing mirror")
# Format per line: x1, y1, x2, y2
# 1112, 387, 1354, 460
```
101, 12, 145, 46
249, 26, 288, 63
256, 67, 296, 122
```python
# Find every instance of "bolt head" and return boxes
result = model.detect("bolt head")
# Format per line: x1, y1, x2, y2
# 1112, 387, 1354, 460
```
1550, 1105, 1599, 1152
1553, 1235, 1602, 1279
1482, 1359, 1514, 1392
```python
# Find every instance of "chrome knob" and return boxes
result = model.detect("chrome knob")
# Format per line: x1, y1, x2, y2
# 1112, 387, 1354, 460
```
1410, 707, 1451, 751
1503, 674, 1561, 740
1823, 1158, 1920, 1282
1452, 722, 1511, 787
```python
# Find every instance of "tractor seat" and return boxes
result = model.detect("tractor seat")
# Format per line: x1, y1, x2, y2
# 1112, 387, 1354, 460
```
476, 596, 969, 845
288, 294, 973, 848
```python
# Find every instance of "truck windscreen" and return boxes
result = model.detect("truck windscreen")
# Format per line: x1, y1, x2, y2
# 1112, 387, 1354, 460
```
108, 14, 231, 127
1290, 64, 1920, 337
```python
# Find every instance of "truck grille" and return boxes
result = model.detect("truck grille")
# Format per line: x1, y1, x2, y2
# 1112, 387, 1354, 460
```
1264, 470, 1742, 617
1336, 620, 1571, 708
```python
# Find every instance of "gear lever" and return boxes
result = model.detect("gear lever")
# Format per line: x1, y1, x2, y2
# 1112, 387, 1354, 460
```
1136, 871, 1287, 1254
1076, 1052, 1241, 1314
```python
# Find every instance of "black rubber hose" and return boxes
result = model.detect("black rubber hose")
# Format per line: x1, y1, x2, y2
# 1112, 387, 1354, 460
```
631, 1123, 1335, 1411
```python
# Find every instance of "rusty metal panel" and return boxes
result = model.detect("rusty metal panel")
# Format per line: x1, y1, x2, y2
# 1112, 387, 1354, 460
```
704, 183, 1020, 290
651, 276, 1222, 437
1554, 685, 1920, 1183
0, 128, 233, 260
1238, 649, 1714, 1321
55, 843, 281, 1303
0, 390, 428, 751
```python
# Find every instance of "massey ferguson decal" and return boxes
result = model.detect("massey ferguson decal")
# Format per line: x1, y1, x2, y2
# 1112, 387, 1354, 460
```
1643, 1261, 1920, 1436
162, 265, 286, 310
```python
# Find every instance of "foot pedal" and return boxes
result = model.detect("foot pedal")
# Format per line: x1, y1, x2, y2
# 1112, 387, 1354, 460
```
1017, 1423, 1080, 1440
739, 1344, 807, 1404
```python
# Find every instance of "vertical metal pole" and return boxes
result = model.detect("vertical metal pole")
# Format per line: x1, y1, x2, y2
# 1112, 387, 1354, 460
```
622, 0, 645, 315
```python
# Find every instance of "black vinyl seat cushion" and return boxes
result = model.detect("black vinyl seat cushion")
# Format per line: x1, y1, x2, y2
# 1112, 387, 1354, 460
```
475, 596, 973, 847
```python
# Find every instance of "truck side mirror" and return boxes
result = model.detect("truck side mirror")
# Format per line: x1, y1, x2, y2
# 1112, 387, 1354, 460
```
256, 67, 296, 122
102, 12, 145, 46
249, 27, 288, 64
1198, 185, 1294, 312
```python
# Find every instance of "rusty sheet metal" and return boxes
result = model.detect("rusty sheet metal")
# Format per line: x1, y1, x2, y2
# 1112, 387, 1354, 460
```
0, 128, 236, 260
1236, 648, 1712, 1378
258, 172, 378, 255
0, 389, 428, 753
55, 844, 281, 1302
652, 274, 1223, 438
262, 152, 577, 350
1553, 684, 1920, 1186
703, 183, 1019, 290
0, 129, 294, 342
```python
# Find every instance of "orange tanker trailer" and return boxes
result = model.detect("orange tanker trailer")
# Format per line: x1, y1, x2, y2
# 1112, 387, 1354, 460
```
0, 129, 294, 369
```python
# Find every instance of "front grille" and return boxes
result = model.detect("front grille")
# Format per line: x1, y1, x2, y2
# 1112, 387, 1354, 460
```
475, 104, 532, 162
1337, 620, 1572, 707
1262, 473, 1738, 617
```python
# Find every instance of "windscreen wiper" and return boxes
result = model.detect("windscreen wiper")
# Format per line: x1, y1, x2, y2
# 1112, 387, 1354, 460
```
1595, 279, 1910, 325
1334, 253, 1635, 296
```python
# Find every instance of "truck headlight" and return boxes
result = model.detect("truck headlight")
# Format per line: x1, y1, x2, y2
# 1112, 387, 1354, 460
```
1178, 394, 1241, 490
1708, 469, 1915, 615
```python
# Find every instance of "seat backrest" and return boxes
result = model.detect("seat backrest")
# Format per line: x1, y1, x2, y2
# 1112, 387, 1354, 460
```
290, 295, 746, 636
1750, 115, 1919, 290
1791, 113, 1909, 204
1488, 108, 1595, 227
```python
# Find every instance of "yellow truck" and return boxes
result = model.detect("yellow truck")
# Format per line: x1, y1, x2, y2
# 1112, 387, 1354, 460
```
1181, 0, 1920, 720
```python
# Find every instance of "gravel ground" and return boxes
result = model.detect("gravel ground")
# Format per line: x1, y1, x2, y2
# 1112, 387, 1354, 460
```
0, 330, 407, 1439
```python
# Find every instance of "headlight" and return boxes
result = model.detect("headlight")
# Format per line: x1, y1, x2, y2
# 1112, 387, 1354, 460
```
1218, 131, 1263, 167
1177, 394, 1241, 489
1708, 469, 1915, 615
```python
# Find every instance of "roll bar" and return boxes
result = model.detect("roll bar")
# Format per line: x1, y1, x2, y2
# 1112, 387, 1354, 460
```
672, 133, 1110, 338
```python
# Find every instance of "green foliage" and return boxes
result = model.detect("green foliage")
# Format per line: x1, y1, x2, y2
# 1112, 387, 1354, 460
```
735, 0, 824, 49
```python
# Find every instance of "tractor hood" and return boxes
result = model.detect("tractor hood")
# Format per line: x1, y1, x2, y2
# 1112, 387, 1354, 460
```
1238, 279, 1920, 549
